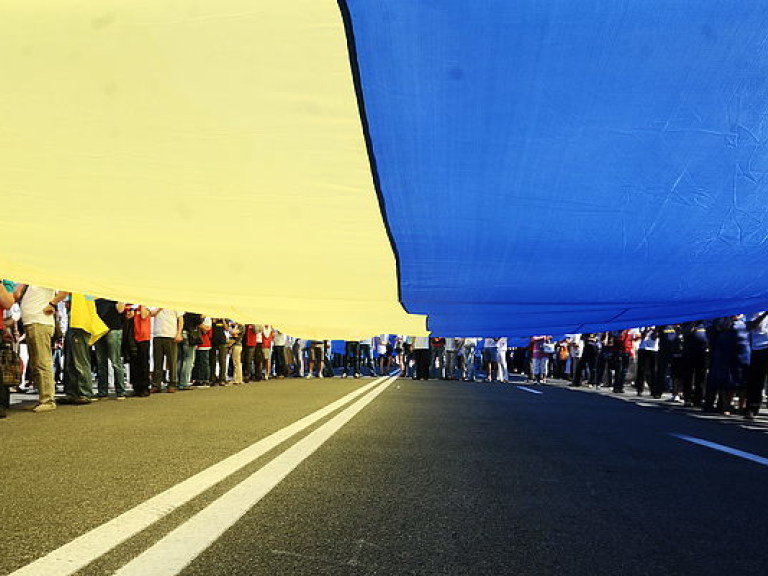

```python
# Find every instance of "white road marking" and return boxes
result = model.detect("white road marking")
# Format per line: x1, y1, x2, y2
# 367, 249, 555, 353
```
9, 376, 392, 576
113, 375, 398, 576
516, 386, 543, 395
670, 434, 768, 467
636, 402, 656, 407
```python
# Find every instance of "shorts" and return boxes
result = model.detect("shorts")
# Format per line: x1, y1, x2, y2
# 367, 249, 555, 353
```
484, 349, 499, 364
309, 346, 324, 364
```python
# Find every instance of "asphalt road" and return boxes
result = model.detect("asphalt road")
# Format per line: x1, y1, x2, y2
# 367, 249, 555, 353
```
2, 375, 767, 576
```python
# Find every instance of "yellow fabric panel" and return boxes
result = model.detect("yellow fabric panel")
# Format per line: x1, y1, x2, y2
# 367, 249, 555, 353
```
0, 0, 426, 339
68, 293, 109, 345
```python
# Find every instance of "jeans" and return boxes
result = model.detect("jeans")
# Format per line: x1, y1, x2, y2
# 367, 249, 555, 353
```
344, 341, 360, 375
292, 342, 304, 376
430, 347, 445, 379
212, 343, 228, 382
462, 346, 476, 380
178, 339, 197, 388
64, 327, 93, 398
359, 344, 374, 375
445, 350, 458, 379
95, 329, 125, 397
635, 349, 657, 394
194, 347, 211, 383
653, 351, 674, 397
745, 347, 768, 414
273, 345, 287, 377
612, 352, 631, 391
242, 346, 255, 380
680, 349, 707, 405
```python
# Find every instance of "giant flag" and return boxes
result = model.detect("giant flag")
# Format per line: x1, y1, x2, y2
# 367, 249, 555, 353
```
3, 1, 768, 337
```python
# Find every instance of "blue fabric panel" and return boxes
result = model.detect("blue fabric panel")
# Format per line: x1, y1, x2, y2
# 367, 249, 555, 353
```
345, 1, 768, 335
331, 340, 347, 355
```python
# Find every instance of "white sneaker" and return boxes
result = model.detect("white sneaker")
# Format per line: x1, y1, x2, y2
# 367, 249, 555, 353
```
305, 374, 312, 379
318, 373, 324, 379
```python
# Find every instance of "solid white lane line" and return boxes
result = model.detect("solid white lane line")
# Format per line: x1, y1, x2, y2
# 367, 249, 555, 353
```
9, 377, 391, 576
114, 375, 398, 576
517, 386, 543, 395
670, 434, 768, 467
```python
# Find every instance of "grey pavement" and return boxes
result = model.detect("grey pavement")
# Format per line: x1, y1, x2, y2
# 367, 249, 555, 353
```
2, 375, 767, 576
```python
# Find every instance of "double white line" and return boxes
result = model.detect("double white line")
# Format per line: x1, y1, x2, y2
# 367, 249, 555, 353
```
12, 375, 399, 576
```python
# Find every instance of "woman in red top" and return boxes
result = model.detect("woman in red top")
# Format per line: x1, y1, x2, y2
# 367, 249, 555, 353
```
192, 320, 212, 385
128, 305, 152, 397
243, 324, 258, 382
260, 325, 274, 380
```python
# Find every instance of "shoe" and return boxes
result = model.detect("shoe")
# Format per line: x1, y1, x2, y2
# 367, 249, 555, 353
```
31, 402, 57, 412
305, 374, 312, 379
150, 386, 161, 394
745, 410, 756, 421
354, 373, 361, 379
73, 397, 93, 405
318, 373, 324, 379
167, 387, 177, 393
341, 373, 348, 379
116, 395, 126, 401
0, 407, 6, 419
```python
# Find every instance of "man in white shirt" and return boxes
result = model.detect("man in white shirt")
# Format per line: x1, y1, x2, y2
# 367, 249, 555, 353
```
413, 336, 430, 380
497, 337, 509, 383
14, 284, 68, 411
567, 335, 583, 379
273, 330, 288, 377
635, 327, 658, 396
150, 308, 184, 392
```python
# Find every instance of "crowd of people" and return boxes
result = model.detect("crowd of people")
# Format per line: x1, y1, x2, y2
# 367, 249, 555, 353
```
434, 321, 766, 421
1, 280, 766, 422
0, 280, 409, 419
